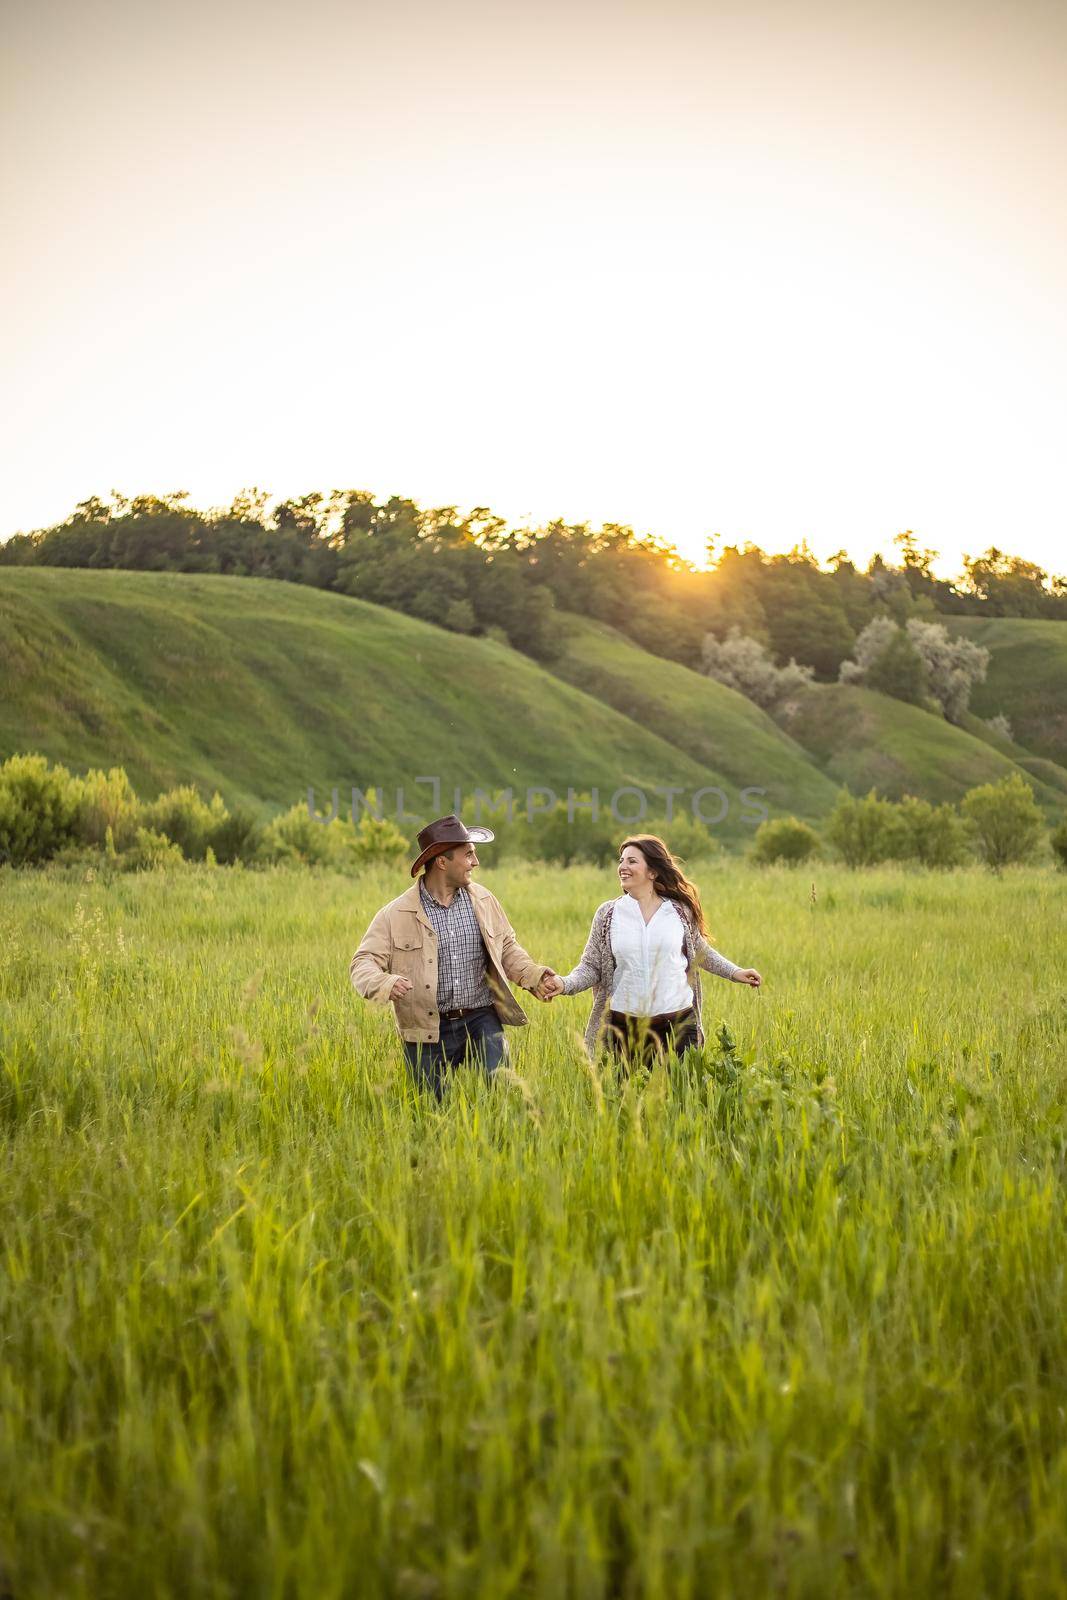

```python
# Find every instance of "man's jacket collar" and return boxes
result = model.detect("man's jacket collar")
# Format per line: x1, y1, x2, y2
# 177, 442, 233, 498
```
396, 877, 489, 933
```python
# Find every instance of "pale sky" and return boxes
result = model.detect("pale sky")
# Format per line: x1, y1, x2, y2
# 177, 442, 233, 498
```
2, 0, 1065, 578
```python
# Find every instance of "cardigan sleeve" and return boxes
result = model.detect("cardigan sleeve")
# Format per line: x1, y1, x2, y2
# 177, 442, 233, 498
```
561, 904, 610, 995
695, 931, 740, 981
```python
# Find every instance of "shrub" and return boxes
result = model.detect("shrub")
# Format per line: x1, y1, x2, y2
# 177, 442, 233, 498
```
72, 766, 141, 851
140, 785, 221, 860
120, 826, 185, 872
258, 801, 359, 869
351, 814, 409, 868
437, 791, 523, 860
0, 753, 81, 865
896, 796, 969, 868
750, 816, 822, 865
521, 805, 721, 869
444, 598, 477, 634
208, 805, 264, 865
825, 788, 909, 867
47, 842, 109, 872
983, 713, 1014, 743
652, 814, 719, 864
527, 802, 619, 867
961, 773, 1045, 871
1051, 820, 1067, 871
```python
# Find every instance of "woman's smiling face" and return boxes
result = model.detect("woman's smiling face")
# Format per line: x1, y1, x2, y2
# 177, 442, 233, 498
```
618, 844, 654, 893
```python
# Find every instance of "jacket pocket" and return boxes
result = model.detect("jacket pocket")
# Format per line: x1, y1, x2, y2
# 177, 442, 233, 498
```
392, 929, 424, 966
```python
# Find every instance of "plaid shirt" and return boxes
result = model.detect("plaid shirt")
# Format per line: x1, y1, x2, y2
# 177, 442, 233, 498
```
418, 882, 493, 1011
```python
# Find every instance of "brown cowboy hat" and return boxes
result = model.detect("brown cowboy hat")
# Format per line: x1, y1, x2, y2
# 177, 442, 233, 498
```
409, 813, 495, 877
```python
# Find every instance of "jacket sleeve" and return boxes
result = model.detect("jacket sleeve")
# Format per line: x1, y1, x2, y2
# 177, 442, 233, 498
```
491, 895, 548, 990
695, 930, 740, 981
349, 906, 401, 1004
561, 907, 607, 996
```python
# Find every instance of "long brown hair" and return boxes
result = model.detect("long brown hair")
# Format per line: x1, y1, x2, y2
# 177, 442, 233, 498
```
619, 834, 708, 935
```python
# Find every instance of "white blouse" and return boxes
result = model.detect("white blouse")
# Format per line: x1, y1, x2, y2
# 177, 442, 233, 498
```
609, 895, 694, 1017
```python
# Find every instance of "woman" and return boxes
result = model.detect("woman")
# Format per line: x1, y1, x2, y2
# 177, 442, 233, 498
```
546, 835, 761, 1069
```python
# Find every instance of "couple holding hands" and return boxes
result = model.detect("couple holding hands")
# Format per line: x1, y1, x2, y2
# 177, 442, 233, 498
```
350, 813, 761, 1099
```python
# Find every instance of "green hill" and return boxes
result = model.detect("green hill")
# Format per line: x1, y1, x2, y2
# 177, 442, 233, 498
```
549, 612, 839, 822
3, 570, 1063, 843
944, 617, 1067, 769
549, 610, 1066, 819
777, 682, 1066, 818
957, 710, 1067, 800
0, 569, 763, 843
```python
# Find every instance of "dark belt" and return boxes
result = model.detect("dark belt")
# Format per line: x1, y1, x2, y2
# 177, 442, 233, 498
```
651, 1006, 695, 1027
610, 1006, 694, 1028
440, 1004, 493, 1021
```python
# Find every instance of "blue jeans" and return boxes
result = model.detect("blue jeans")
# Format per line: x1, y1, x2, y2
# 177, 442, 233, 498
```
403, 1006, 507, 1099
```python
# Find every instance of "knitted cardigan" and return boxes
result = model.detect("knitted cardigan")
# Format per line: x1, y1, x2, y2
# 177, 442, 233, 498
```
561, 896, 741, 1058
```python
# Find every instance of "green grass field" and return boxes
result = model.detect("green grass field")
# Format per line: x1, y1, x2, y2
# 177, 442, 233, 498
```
2, 858, 1066, 1597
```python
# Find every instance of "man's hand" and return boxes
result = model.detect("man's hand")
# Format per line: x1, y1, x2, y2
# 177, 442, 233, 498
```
391, 976, 414, 999
536, 970, 565, 1001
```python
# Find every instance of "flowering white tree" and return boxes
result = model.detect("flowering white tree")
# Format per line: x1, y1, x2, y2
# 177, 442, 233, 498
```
838, 619, 899, 687
702, 629, 815, 710
839, 617, 989, 723
904, 619, 989, 723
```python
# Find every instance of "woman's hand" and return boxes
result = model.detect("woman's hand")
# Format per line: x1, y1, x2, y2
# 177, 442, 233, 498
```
733, 968, 762, 988
391, 976, 414, 998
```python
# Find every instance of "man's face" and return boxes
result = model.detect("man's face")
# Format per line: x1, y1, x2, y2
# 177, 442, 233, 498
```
433, 843, 479, 890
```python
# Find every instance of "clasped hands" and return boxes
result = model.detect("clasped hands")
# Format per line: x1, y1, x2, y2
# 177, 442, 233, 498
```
389, 973, 563, 1001
535, 969, 565, 1002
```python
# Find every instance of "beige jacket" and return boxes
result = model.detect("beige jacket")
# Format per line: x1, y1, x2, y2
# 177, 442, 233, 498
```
349, 879, 549, 1044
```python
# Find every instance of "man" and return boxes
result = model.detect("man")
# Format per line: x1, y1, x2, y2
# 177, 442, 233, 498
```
349, 813, 556, 1097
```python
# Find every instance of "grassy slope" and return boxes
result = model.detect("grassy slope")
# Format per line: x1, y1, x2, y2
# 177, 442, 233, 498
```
943, 616, 1067, 768
958, 710, 1067, 800
549, 612, 839, 823
0, 569, 760, 838
551, 610, 1066, 819
777, 682, 1067, 818
3, 570, 1063, 834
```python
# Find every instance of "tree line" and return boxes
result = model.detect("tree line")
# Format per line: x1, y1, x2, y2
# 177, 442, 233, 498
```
2, 489, 1063, 677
